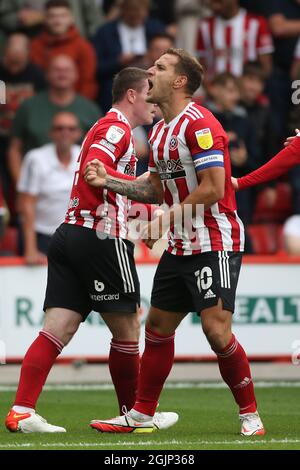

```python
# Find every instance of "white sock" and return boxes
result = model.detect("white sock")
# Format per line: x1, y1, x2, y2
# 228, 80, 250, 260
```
12, 406, 35, 414
129, 409, 153, 422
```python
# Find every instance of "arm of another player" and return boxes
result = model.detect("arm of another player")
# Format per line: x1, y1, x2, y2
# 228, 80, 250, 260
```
85, 160, 161, 220
85, 158, 137, 182
232, 131, 300, 191
84, 158, 164, 204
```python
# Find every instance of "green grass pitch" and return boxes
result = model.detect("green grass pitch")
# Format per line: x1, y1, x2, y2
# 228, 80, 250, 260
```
0, 386, 300, 450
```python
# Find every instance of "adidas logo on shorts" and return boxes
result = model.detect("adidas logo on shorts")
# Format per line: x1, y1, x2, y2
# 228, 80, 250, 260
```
204, 289, 216, 300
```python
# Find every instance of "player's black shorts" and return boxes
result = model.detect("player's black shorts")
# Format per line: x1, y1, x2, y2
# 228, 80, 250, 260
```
151, 250, 242, 314
44, 223, 140, 320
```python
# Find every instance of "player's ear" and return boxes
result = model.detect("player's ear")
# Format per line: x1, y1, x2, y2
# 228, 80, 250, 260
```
127, 89, 136, 104
173, 75, 188, 90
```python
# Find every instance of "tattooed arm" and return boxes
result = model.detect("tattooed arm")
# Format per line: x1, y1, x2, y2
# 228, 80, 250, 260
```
84, 159, 164, 204
104, 175, 162, 204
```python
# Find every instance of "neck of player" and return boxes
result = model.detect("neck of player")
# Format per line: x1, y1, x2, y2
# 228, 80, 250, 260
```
160, 97, 192, 124
112, 104, 140, 130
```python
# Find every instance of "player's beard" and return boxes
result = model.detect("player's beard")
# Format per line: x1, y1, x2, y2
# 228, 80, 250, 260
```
147, 90, 167, 106
147, 82, 172, 105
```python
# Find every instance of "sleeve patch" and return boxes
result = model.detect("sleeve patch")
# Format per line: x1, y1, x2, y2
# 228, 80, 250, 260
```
99, 138, 116, 153
195, 128, 213, 150
106, 125, 126, 144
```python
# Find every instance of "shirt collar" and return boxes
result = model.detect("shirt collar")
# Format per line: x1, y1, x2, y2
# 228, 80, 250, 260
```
164, 101, 195, 129
109, 107, 131, 127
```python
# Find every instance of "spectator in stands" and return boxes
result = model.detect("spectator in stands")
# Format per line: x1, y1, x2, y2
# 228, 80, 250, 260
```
267, 0, 300, 71
239, 0, 268, 16
31, 0, 98, 100
7, 54, 101, 186
265, 0, 300, 142
267, 1, 300, 209
0, 33, 45, 198
175, 0, 204, 55
65, 0, 104, 37
283, 215, 300, 255
17, 111, 80, 264
240, 62, 279, 163
0, 1, 46, 44
196, 0, 274, 80
134, 33, 175, 69
92, 0, 165, 112
240, 62, 281, 220
150, 0, 177, 36
0, 0, 103, 45
101, 0, 123, 21
207, 72, 259, 224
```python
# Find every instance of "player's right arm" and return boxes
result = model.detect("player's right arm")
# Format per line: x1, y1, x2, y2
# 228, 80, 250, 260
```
234, 133, 300, 191
84, 159, 164, 204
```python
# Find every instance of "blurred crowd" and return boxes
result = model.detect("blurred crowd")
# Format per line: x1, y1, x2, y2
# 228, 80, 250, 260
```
0, 0, 300, 260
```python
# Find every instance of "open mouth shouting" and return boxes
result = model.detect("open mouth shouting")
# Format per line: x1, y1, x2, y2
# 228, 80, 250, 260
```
148, 78, 154, 95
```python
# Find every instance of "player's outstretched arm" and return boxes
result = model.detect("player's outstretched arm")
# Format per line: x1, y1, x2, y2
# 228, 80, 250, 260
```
84, 159, 164, 204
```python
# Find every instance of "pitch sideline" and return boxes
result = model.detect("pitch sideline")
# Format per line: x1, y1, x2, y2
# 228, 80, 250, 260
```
0, 438, 300, 449
1, 381, 300, 392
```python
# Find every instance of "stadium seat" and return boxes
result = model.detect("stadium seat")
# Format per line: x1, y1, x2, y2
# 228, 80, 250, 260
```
0, 227, 19, 256
253, 183, 292, 224
247, 224, 284, 254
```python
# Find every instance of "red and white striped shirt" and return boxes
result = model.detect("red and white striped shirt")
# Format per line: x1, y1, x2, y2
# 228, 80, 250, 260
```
196, 9, 274, 78
148, 102, 244, 256
65, 108, 136, 238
